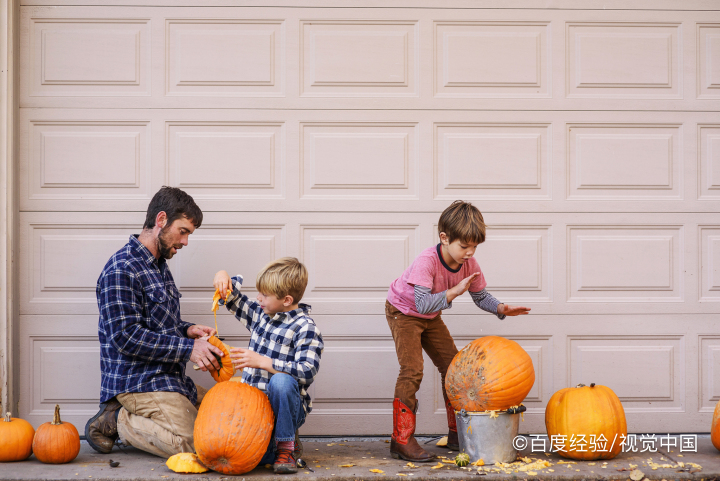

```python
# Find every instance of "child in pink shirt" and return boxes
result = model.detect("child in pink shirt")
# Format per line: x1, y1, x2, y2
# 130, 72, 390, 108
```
386, 201, 530, 462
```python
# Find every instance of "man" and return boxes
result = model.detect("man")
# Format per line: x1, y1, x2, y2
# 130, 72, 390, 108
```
85, 186, 224, 457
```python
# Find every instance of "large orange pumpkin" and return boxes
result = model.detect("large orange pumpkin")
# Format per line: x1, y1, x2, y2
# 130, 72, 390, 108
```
32, 404, 81, 464
711, 399, 720, 451
207, 336, 236, 383
0, 411, 35, 462
545, 383, 626, 460
194, 381, 274, 474
445, 336, 535, 411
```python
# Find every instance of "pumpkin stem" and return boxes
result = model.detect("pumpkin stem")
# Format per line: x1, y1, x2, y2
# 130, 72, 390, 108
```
576, 383, 586, 388
3, 412, 10, 422
52, 404, 62, 425
590, 383, 596, 387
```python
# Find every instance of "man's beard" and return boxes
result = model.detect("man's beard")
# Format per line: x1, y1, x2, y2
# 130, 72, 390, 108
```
157, 226, 181, 260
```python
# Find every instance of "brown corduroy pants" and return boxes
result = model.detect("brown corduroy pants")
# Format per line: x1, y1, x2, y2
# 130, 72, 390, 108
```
385, 301, 458, 413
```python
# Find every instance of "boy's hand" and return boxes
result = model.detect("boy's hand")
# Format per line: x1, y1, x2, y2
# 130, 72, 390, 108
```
498, 304, 531, 316
187, 324, 216, 339
213, 270, 232, 295
447, 272, 481, 303
229, 347, 278, 374
190, 338, 224, 372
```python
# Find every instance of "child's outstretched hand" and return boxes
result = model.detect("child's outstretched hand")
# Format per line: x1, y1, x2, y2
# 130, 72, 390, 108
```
498, 304, 531, 316
213, 270, 232, 294
447, 272, 481, 303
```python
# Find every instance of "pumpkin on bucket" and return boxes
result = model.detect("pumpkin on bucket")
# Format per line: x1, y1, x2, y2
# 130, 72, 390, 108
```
545, 383, 626, 460
445, 336, 535, 412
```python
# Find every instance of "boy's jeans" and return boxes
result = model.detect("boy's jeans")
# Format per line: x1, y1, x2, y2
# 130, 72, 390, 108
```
259, 373, 306, 465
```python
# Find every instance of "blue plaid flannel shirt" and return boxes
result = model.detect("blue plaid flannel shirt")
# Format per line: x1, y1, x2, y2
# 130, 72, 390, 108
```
97, 235, 197, 404
221, 275, 324, 413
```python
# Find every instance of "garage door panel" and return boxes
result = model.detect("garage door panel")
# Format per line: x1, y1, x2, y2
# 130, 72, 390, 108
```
167, 121, 285, 200
22, 120, 153, 204
434, 122, 552, 200
20, 221, 141, 315
434, 21, 550, 98
568, 225, 683, 302
699, 226, 720, 301
301, 20, 418, 98
566, 22, 681, 98
474, 225, 552, 301
567, 123, 682, 200
698, 124, 720, 200
300, 122, 419, 199
568, 336, 685, 413
697, 24, 720, 99
699, 335, 720, 412
167, 19, 285, 97
24, 15, 151, 97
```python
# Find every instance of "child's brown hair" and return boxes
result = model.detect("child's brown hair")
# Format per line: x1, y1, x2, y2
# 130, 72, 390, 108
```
438, 200, 486, 244
256, 257, 308, 304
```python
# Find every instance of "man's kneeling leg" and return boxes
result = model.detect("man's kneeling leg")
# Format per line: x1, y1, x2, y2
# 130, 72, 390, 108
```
115, 390, 203, 458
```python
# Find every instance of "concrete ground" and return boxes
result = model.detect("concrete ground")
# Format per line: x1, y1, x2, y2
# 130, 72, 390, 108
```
2, 435, 719, 481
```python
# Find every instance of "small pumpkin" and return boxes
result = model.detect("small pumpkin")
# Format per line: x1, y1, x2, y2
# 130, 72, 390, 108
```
32, 404, 80, 464
194, 380, 274, 474
711, 399, 720, 451
166, 453, 208, 473
545, 383, 626, 460
207, 335, 236, 383
454, 452, 470, 467
0, 411, 35, 462
445, 336, 535, 412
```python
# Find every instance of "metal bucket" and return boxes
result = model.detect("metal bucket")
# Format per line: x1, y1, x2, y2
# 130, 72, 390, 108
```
455, 405, 526, 464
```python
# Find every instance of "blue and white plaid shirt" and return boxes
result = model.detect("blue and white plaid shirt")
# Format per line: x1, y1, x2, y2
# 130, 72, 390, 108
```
222, 275, 324, 414
97, 235, 197, 404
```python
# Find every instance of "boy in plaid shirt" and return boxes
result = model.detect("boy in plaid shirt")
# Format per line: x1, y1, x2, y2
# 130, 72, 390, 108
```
213, 258, 323, 474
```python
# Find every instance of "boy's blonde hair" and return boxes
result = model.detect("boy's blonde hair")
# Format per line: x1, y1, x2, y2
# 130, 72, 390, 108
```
438, 200, 486, 244
256, 257, 308, 304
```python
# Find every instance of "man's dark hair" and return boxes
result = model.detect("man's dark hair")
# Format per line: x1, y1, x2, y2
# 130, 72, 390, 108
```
143, 186, 203, 230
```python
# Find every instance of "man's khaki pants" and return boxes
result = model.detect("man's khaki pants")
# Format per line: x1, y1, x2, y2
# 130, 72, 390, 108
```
116, 386, 208, 458
385, 301, 458, 413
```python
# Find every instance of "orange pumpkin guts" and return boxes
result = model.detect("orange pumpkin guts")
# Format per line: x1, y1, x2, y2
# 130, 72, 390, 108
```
32, 404, 81, 464
545, 383, 627, 460
711, 400, 720, 452
0, 411, 35, 462
194, 380, 274, 474
445, 336, 535, 411
207, 335, 236, 383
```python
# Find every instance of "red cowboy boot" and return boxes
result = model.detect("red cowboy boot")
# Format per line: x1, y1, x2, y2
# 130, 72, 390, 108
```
444, 398, 459, 450
390, 398, 435, 462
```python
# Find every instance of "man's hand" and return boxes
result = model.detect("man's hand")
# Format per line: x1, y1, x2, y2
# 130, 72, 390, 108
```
229, 347, 278, 374
187, 325, 216, 339
446, 272, 481, 304
213, 270, 232, 296
498, 304, 531, 316
190, 338, 224, 372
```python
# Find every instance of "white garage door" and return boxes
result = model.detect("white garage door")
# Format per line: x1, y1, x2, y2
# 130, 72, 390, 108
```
16, 1, 720, 435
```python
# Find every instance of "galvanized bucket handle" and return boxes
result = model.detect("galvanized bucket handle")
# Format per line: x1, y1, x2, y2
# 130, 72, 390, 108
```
457, 404, 527, 421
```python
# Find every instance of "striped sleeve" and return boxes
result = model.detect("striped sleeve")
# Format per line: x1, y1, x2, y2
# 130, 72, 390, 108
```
414, 284, 450, 314
470, 289, 506, 320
